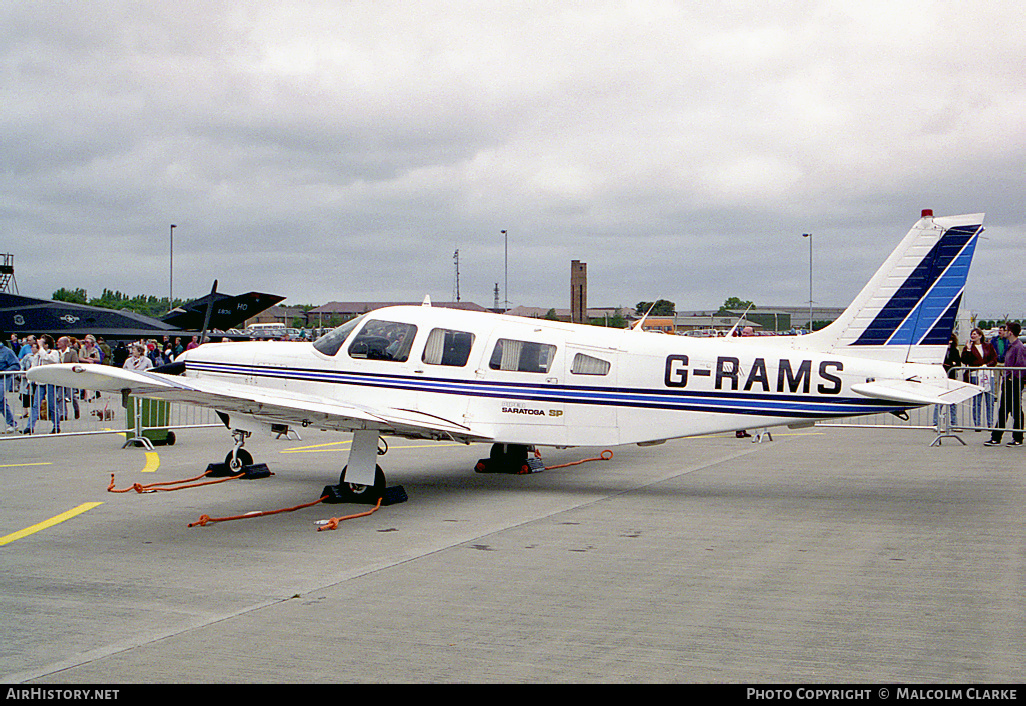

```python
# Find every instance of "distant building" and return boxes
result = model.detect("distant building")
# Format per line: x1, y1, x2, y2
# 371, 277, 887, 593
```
753, 305, 846, 330
637, 316, 676, 333
571, 260, 587, 324
507, 306, 626, 325
244, 305, 308, 328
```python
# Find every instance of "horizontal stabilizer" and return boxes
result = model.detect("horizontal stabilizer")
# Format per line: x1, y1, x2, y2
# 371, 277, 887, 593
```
851, 378, 984, 406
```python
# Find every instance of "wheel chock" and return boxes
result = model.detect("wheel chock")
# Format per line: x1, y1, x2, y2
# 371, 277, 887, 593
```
519, 457, 545, 474
321, 484, 407, 505
382, 485, 408, 506
240, 463, 272, 480
206, 462, 233, 477
205, 462, 272, 479
474, 457, 545, 474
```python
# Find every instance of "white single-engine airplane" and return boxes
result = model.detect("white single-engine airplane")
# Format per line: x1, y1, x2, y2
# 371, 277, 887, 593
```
30, 210, 985, 503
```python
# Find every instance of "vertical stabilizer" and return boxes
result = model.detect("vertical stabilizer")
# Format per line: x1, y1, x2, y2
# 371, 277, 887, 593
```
800, 211, 984, 364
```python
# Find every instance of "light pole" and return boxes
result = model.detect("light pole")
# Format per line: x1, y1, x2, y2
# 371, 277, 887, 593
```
501, 229, 508, 312
170, 224, 177, 307
802, 232, 812, 332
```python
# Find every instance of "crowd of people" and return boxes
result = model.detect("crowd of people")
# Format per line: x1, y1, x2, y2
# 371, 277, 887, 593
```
944, 321, 1026, 446
0, 332, 203, 434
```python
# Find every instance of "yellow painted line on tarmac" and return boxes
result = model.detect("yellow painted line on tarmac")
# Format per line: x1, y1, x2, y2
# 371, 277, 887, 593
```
281, 440, 468, 453
142, 452, 160, 473
0, 502, 104, 547
281, 440, 352, 453
389, 442, 468, 450
0, 462, 53, 468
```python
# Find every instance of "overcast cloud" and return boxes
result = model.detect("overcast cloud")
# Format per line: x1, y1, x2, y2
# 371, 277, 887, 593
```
2, 1, 1024, 318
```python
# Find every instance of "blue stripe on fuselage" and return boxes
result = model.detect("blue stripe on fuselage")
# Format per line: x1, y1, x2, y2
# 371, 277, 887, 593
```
186, 360, 906, 420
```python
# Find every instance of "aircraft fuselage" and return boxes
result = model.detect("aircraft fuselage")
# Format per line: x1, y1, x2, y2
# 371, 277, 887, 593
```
180, 306, 933, 447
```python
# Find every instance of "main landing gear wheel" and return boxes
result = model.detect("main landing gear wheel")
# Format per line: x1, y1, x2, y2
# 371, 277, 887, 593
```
475, 443, 533, 474
334, 465, 386, 504
225, 448, 254, 471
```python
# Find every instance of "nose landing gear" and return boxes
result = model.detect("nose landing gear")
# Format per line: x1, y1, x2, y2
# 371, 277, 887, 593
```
207, 429, 269, 479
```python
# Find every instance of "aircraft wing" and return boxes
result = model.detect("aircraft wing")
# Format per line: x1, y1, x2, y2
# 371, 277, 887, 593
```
26, 363, 485, 440
851, 378, 984, 406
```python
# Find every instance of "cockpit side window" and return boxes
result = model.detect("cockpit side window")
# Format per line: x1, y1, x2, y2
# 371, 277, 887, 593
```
312, 314, 366, 356
488, 339, 556, 373
348, 319, 418, 362
571, 353, 611, 376
422, 328, 475, 367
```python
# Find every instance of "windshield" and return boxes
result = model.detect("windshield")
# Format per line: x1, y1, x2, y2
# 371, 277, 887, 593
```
312, 314, 367, 356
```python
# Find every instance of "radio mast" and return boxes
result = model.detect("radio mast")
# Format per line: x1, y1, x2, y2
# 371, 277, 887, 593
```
453, 249, 461, 302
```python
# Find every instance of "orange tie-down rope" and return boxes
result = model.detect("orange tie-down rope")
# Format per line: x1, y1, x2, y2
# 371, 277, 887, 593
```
107, 469, 255, 494
151, 449, 611, 531
539, 448, 614, 470
188, 495, 382, 530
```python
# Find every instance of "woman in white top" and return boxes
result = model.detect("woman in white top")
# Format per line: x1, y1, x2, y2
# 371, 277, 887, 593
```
123, 345, 154, 371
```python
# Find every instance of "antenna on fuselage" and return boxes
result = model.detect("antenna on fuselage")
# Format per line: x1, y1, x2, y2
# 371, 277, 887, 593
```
631, 301, 658, 332
725, 302, 755, 337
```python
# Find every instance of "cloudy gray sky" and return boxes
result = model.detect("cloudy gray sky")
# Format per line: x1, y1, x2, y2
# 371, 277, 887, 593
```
3, 1, 1024, 318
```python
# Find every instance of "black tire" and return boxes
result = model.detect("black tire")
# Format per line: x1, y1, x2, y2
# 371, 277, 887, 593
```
488, 443, 529, 472
166, 431, 176, 446
338, 465, 386, 504
225, 448, 254, 471
489, 443, 529, 463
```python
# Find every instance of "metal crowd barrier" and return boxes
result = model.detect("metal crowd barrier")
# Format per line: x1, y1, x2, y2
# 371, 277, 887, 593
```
0, 370, 220, 441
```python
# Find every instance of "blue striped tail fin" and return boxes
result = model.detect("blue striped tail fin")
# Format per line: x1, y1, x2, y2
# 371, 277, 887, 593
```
800, 212, 984, 364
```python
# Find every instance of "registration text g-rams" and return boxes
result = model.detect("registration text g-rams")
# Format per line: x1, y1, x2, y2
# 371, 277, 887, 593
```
665, 355, 843, 394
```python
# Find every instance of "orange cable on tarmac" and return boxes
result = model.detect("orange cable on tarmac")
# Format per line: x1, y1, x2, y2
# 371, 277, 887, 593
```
316, 497, 384, 531
189, 495, 329, 528
542, 449, 614, 470
107, 470, 247, 494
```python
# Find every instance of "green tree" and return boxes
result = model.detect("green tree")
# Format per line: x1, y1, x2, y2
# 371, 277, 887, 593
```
589, 309, 628, 328
52, 287, 88, 304
635, 299, 675, 316
719, 296, 755, 313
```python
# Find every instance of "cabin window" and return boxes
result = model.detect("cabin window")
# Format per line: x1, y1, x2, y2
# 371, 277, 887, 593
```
422, 328, 475, 367
488, 339, 556, 373
571, 353, 611, 376
348, 320, 418, 362
312, 314, 366, 356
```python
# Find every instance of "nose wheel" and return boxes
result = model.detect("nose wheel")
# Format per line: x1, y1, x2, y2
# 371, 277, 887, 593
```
225, 448, 254, 471
222, 429, 254, 472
